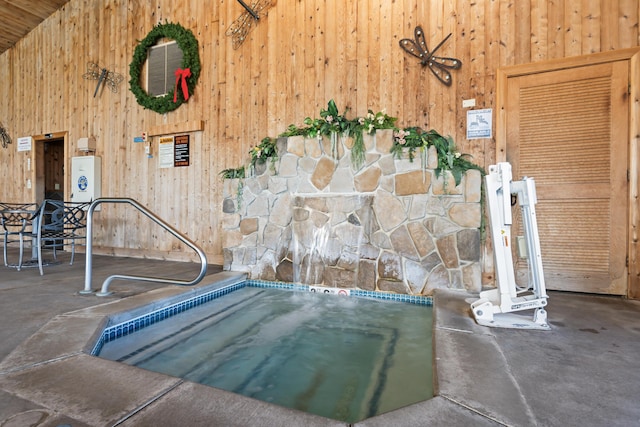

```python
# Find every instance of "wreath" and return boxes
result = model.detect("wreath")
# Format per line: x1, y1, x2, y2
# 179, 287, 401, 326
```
129, 22, 201, 114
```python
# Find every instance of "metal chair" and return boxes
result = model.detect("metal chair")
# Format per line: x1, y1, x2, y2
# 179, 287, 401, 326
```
36, 200, 90, 275
1, 203, 40, 271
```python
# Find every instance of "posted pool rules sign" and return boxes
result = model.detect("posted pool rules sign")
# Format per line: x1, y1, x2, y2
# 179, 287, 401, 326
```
174, 135, 190, 167
158, 135, 190, 168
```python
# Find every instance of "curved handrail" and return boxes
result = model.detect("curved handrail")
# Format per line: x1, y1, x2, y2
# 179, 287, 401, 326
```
82, 197, 208, 296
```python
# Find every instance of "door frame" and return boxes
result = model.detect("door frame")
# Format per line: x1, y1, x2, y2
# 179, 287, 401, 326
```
32, 131, 68, 205
496, 48, 640, 299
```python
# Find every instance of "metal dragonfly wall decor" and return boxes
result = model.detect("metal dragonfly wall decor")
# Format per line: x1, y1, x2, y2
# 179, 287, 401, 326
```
226, 0, 275, 50
399, 26, 462, 86
0, 122, 11, 149
82, 62, 124, 97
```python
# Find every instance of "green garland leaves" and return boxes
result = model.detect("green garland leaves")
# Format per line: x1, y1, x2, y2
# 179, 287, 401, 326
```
129, 22, 201, 114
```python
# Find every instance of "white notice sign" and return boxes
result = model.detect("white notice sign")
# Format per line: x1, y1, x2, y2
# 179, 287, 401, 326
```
158, 136, 175, 168
466, 109, 492, 139
17, 136, 32, 152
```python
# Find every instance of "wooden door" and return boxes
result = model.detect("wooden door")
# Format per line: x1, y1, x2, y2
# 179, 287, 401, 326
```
502, 61, 629, 295
43, 139, 65, 200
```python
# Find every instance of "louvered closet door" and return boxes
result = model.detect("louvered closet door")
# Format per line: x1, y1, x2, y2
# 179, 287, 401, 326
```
506, 61, 629, 295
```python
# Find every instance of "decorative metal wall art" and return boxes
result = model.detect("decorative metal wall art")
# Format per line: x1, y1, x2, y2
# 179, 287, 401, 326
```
226, 0, 275, 50
0, 122, 11, 148
83, 62, 124, 97
399, 26, 462, 86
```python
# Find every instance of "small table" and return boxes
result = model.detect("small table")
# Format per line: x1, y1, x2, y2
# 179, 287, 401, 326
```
1, 203, 42, 269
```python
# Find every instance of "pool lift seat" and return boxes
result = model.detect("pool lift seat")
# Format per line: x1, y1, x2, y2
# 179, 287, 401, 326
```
470, 162, 550, 330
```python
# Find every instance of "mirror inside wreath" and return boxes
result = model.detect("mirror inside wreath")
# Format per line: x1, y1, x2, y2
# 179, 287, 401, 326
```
129, 22, 201, 114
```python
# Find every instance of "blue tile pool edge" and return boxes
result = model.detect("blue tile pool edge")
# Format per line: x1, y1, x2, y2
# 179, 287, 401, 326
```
90, 280, 433, 356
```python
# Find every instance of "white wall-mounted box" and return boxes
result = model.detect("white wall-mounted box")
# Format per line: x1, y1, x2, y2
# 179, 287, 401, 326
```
71, 156, 101, 206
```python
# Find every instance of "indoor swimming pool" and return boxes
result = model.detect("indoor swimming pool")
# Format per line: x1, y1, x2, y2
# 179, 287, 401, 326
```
95, 282, 433, 423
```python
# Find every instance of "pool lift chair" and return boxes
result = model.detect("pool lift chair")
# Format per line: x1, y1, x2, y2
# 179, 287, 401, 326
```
470, 162, 550, 330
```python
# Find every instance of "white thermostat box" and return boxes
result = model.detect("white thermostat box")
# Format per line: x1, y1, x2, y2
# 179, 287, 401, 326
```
71, 156, 101, 208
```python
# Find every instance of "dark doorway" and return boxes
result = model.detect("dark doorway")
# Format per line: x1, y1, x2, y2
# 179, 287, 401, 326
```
34, 134, 66, 251
43, 138, 65, 201
34, 134, 66, 204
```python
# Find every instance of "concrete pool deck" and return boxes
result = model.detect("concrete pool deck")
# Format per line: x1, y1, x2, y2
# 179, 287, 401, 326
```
0, 251, 639, 426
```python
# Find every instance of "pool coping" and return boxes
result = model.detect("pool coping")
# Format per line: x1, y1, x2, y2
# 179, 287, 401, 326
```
0, 272, 500, 426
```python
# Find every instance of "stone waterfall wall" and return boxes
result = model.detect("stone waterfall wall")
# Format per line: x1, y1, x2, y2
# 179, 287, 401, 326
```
221, 130, 483, 295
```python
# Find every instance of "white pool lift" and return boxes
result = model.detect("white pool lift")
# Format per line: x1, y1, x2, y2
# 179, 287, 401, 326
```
470, 162, 550, 330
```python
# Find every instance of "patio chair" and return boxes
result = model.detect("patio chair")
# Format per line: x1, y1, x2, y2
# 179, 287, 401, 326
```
1, 203, 40, 271
36, 200, 90, 275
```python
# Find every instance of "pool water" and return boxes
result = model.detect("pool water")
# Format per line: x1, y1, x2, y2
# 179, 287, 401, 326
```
98, 286, 433, 423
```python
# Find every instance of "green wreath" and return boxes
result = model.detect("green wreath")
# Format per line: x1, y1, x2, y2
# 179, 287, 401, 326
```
129, 22, 201, 114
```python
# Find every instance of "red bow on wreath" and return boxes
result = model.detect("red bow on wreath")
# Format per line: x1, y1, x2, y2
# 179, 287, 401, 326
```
174, 68, 192, 103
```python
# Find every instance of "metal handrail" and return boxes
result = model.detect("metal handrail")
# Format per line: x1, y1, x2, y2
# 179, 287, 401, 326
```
82, 197, 208, 296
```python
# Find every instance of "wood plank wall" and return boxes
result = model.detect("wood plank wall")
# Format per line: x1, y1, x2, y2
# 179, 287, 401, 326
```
0, 0, 638, 264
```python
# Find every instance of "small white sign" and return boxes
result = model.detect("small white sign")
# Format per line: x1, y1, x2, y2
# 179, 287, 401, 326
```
462, 98, 476, 108
309, 286, 350, 296
467, 109, 492, 139
158, 136, 175, 168
17, 136, 32, 152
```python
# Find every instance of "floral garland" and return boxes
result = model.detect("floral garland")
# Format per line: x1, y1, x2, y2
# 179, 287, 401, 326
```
391, 127, 483, 186
351, 109, 397, 167
279, 100, 396, 168
129, 22, 201, 114
219, 166, 246, 208
250, 137, 279, 174
223, 100, 483, 186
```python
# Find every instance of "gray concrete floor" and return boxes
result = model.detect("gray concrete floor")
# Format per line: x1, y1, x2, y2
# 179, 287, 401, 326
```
0, 248, 639, 426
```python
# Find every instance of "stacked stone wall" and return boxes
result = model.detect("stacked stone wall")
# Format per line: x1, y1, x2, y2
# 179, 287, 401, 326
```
222, 130, 482, 295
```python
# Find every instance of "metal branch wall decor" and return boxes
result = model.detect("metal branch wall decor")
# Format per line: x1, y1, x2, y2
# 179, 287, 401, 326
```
83, 62, 124, 97
399, 26, 462, 86
226, 0, 275, 50
0, 122, 11, 148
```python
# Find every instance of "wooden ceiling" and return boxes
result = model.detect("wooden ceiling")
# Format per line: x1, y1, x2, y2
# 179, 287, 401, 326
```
0, 0, 70, 54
